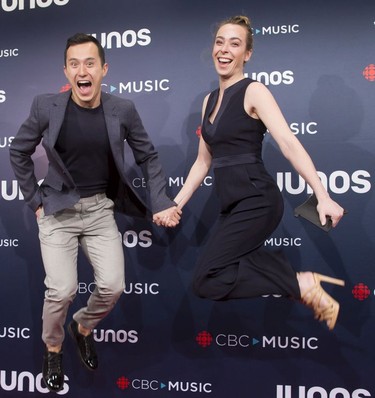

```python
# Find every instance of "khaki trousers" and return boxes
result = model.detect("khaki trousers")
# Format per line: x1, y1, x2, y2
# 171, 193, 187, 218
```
37, 194, 125, 346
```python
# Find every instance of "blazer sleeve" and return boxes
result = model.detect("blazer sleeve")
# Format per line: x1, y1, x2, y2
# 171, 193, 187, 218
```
125, 102, 176, 214
9, 96, 44, 212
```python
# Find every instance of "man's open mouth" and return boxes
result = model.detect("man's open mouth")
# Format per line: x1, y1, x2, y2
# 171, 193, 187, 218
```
77, 80, 92, 89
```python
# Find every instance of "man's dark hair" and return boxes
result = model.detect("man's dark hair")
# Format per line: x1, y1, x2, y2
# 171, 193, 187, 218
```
64, 33, 105, 66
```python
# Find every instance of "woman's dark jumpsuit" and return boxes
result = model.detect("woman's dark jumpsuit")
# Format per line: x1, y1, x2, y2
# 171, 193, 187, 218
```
192, 78, 301, 301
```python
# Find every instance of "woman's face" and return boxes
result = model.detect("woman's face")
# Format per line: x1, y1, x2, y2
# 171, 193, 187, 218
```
212, 23, 251, 80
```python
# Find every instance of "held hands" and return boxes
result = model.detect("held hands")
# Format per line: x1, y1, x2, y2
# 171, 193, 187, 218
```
35, 206, 42, 220
316, 197, 345, 228
153, 206, 182, 228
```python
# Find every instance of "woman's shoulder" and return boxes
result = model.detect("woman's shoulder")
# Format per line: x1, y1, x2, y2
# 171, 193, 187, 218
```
245, 79, 272, 98
246, 78, 267, 89
244, 79, 278, 115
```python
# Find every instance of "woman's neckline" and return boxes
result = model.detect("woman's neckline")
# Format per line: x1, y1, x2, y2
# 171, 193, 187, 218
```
218, 76, 248, 93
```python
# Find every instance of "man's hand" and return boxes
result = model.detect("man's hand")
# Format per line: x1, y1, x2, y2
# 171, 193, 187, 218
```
35, 206, 42, 220
153, 206, 182, 227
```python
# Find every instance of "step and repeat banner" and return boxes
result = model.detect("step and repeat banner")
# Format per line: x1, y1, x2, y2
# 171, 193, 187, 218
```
1, 0, 374, 396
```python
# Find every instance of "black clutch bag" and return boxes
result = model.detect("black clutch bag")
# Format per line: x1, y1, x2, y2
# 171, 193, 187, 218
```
294, 193, 332, 232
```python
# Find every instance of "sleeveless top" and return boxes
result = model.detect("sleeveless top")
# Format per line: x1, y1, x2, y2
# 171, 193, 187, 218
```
201, 78, 280, 212
201, 78, 267, 166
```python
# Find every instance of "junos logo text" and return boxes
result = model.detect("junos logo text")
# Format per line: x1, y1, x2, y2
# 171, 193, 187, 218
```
0, 90, 6, 103
93, 329, 138, 344
246, 70, 294, 85
91, 29, 151, 49
277, 170, 371, 195
123, 230, 152, 248
0, 0, 69, 12
276, 385, 371, 398
0, 370, 69, 394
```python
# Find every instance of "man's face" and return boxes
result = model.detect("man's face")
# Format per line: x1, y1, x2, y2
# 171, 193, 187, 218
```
64, 42, 108, 108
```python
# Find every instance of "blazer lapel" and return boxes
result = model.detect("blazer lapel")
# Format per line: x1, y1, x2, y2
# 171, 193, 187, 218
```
48, 90, 71, 148
101, 93, 124, 165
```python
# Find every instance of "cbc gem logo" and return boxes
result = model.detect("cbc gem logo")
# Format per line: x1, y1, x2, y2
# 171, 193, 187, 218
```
363, 64, 375, 81
352, 283, 371, 301
196, 330, 213, 348
117, 376, 131, 389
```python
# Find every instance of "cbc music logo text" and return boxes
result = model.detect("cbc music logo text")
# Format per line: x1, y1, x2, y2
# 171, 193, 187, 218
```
0, 326, 30, 339
290, 122, 317, 135
253, 24, 300, 36
276, 385, 371, 398
133, 175, 213, 189
102, 78, 170, 95
264, 237, 302, 248
91, 29, 151, 49
196, 331, 319, 351
78, 282, 160, 295
266, 121, 317, 136
0, 370, 69, 394
116, 376, 212, 394
167, 175, 213, 188
245, 70, 294, 86
0, 238, 19, 247
0, 0, 69, 12
0, 49, 19, 58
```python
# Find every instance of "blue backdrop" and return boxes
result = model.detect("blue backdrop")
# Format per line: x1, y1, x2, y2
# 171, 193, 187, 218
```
0, 0, 374, 396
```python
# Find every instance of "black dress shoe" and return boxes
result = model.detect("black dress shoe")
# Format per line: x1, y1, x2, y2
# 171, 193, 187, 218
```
68, 320, 98, 370
42, 349, 64, 392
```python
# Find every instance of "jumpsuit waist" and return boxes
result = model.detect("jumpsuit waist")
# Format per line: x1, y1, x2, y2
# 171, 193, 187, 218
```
212, 153, 261, 169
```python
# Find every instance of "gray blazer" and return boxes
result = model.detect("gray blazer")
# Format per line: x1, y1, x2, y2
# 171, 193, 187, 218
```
9, 90, 175, 217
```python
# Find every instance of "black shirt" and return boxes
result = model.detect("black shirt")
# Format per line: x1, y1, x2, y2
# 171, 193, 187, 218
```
56, 98, 117, 198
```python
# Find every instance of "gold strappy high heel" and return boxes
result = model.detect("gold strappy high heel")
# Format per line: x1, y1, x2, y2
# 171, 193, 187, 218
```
301, 273, 345, 331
